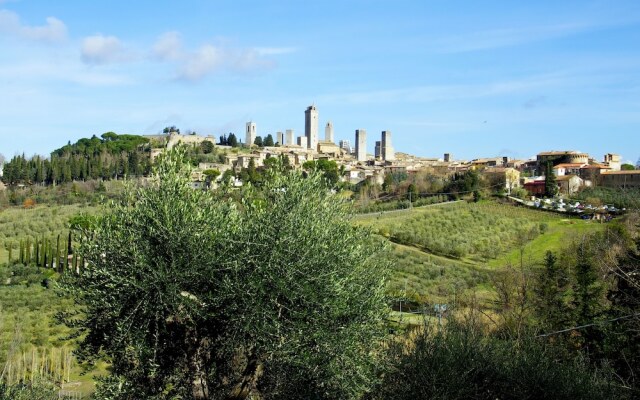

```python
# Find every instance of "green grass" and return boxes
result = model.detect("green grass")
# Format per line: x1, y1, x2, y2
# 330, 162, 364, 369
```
489, 218, 605, 268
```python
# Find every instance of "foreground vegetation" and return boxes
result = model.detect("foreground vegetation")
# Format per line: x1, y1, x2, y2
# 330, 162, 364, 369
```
1, 150, 638, 398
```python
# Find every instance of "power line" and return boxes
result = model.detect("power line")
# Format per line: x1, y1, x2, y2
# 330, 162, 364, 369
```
535, 313, 640, 338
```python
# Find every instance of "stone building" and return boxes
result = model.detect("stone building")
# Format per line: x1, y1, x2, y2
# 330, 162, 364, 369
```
339, 140, 352, 154
166, 132, 216, 150
600, 170, 640, 189
483, 167, 521, 194
603, 153, 621, 171
536, 151, 589, 173
556, 175, 584, 195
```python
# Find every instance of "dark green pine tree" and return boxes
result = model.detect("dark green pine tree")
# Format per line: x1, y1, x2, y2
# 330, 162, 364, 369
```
264, 134, 275, 147
535, 251, 571, 330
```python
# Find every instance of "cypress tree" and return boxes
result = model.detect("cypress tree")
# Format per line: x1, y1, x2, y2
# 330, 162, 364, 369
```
35, 236, 40, 266
26, 237, 31, 265
544, 162, 558, 198
56, 234, 61, 272
49, 242, 55, 269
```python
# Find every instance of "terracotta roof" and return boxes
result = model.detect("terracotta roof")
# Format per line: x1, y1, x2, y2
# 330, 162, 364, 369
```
552, 163, 585, 169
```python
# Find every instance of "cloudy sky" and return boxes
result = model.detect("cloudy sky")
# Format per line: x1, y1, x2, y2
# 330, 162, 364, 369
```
1, 0, 640, 163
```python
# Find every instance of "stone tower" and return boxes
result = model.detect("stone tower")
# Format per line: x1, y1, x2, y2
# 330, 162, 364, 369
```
381, 130, 395, 161
245, 121, 256, 147
305, 105, 318, 151
325, 121, 334, 143
277, 131, 284, 146
375, 141, 382, 160
285, 129, 294, 146
355, 129, 367, 162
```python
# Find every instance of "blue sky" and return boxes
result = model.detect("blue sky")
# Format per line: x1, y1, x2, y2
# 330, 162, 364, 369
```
1, 0, 640, 163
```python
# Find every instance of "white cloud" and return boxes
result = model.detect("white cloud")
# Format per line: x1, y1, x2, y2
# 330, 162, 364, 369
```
81, 34, 125, 65
179, 44, 223, 81
0, 9, 67, 43
175, 44, 277, 81
152, 31, 183, 61
152, 31, 290, 81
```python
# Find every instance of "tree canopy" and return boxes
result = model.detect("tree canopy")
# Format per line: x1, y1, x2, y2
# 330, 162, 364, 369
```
61, 147, 389, 399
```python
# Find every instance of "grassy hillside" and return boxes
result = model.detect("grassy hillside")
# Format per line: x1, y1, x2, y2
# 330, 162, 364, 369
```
355, 200, 606, 306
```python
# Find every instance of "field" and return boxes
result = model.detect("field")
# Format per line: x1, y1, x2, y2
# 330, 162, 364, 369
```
355, 200, 606, 305
0, 204, 102, 398
0, 204, 98, 264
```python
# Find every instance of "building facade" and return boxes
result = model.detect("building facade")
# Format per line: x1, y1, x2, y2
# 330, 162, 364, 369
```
600, 170, 640, 189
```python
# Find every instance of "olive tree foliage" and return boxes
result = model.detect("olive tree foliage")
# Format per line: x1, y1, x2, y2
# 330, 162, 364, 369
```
61, 147, 390, 399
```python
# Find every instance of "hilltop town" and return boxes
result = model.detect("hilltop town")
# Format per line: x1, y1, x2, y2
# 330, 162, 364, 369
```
145, 104, 640, 195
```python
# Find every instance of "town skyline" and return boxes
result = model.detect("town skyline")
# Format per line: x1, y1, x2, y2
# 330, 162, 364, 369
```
2, 1, 640, 163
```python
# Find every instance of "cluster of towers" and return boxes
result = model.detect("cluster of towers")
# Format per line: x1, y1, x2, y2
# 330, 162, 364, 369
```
356, 129, 395, 162
244, 104, 395, 163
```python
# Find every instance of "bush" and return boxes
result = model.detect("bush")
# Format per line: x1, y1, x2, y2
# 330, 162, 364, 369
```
367, 321, 625, 400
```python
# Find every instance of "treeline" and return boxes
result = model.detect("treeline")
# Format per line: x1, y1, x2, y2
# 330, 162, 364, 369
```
573, 186, 640, 210
1, 133, 151, 186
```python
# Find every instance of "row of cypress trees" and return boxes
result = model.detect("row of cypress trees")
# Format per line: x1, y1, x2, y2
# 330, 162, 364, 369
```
7, 232, 82, 273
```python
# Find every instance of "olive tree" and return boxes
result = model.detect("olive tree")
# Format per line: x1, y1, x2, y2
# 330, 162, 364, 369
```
61, 148, 389, 399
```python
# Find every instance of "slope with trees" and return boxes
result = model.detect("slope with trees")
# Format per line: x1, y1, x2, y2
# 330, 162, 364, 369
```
1, 133, 151, 186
